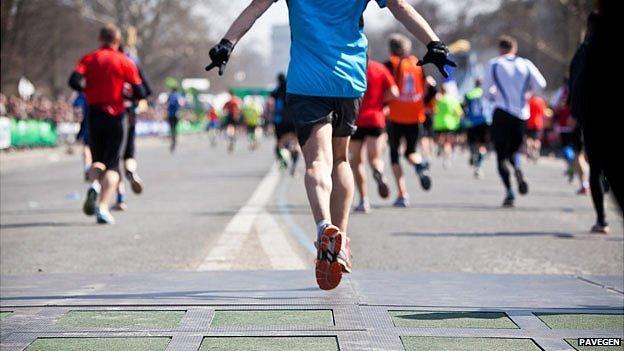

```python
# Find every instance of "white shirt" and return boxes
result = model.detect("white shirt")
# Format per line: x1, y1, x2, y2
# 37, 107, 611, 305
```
483, 54, 547, 120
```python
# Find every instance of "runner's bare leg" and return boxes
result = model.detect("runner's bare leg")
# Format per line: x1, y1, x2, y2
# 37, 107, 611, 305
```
330, 136, 354, 234
302, 123, 333, 225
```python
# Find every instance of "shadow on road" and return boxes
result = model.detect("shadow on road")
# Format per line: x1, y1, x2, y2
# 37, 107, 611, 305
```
393, 311, 508, 322
0, 287, 327, 302
371, 202, 590, 213
391, 231, 576, 239
0, 221, 91, 229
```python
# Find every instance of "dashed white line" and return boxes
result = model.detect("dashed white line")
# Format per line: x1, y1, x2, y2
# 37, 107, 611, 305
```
197, 164, 290, 271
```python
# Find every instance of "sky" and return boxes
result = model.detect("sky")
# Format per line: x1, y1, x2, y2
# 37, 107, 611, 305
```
200, 0, 501, 58
202, 1, 397, 57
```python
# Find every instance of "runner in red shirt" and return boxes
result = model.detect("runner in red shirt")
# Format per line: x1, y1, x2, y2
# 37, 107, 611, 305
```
222, 92, 243, 152
68, 23, 145, 225
526, 94, 546, 161
349, 59, 398, 213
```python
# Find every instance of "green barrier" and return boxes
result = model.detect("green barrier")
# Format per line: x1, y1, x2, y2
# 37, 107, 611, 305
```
9, 119, 57, 147
177, 120, 206, 135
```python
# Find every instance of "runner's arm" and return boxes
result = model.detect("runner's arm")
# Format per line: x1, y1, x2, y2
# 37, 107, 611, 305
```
527, 60, 547, 93
386, 0, 439, 44
384, 85, 400, 102
206, 0, 274, 74
223, 0, 275, 45
482, 62, 495, 101
68, 55, 88, 92
138, 67, 153, 98
125, 59, 147, 100
68, 72, 84, 92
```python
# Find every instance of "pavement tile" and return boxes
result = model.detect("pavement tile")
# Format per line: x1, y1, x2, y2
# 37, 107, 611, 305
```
536, 313, 624, 330
56, 310, 186, 329
199, 336, 339, 351
210, 309, 334, 328
401, 336, 541, 351
25, 337, 171, 351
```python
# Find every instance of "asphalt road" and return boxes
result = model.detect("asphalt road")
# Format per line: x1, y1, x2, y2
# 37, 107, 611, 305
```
1, 134, 622, 275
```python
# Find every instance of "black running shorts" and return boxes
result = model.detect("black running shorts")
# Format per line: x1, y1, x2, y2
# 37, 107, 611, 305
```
285, 94, 362, 146
274, 121, 296, 140
88, 107, 125, 172
525, 128, 542, 140
387, 121, 419, 164
351, 126, 385, 141
491, 108, 526, 160
467, 124, 489, 145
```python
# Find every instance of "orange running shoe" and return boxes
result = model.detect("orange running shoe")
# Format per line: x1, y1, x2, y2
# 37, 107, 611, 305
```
315, 224, 343, 290
338, 236, 352, 273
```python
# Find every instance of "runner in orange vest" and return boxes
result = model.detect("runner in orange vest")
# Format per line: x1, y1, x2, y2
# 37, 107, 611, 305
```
385, 34, 432, 208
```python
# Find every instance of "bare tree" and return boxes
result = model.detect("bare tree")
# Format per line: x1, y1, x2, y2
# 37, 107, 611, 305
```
1, 0, 229, 96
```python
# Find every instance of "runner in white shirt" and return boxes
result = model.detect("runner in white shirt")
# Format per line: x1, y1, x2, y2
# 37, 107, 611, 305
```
483, 35, 547, 207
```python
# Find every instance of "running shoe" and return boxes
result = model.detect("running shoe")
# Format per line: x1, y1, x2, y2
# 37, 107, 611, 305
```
372, 169, 390, 199
590, 223, 609, 234
515, 169, 529, 195
502, 194, 515, 208
576, 186, 589, 195
354, 199, 371, 213
415, 163, 432, 191
95, 207, 115, 224
602, 177, 610, 193
83, 187, 98, 216
338, 236, 352, 273
393, 196, 410, 208
315, 224, 343, 290
566, 167, 574, 183
125, 170, 144, 194
277, 148, 289, 170
111, 202, 127, 211
290, 151, 300, 177
474, 168, 484, 179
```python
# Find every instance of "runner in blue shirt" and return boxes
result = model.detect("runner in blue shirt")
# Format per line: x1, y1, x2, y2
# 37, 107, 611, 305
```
167, 88, 183, 152
205, 0, 455, 290
74, 92, 91, 180
463, 79, 489, 179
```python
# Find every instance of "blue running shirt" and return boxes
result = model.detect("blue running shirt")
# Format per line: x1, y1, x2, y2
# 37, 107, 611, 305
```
284, 0, 387, 98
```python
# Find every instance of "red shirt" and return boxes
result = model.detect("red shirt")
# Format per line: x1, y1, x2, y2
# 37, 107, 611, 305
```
527, 95, 546, 131
74, 46, 142, 116
357, 60, 396, 128
224, 97, 242, 117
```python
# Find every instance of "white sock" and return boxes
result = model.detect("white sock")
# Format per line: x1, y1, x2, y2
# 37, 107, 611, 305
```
316, 219, 331, 237
90, 182, 101, 193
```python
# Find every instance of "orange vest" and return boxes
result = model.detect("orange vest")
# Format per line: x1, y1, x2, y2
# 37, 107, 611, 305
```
387, 55, 426, 124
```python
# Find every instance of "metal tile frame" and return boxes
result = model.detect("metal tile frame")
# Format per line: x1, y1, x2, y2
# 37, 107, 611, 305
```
2, 304, 623, 351
359, 305, 624, 351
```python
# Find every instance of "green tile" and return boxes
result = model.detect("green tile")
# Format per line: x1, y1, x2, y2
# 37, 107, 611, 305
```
26, 337, 170, 351
56, 310, 185, 329
390, 311, 517, 329
536, 313, 624, 330
566, 338, 624, 351
401, 337, 541, 351
0, 311, 13, 320
199, 337, 338, 351
210, 310, 334, 328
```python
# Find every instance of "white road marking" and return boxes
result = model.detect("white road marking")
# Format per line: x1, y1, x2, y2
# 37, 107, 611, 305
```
197, 164, 283, 271
255, 211, 308, 270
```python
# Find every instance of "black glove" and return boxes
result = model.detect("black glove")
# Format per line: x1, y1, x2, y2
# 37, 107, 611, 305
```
417, 41, 457, 78
205, 39, 234, 76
